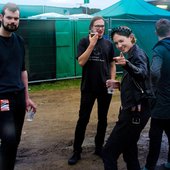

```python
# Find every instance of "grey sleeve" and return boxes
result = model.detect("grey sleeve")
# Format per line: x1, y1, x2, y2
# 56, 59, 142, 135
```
150, 55, 163, 85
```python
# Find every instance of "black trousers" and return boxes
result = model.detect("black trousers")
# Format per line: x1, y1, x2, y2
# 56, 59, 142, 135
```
73, 91, 112, 152
0, 90, 26, 170
103, 102, 150, 170
145, 118, 170, 170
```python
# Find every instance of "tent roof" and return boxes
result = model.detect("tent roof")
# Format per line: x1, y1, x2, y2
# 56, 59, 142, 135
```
94, 0, 170, 20
28, 12, 68, 19
69, 14, 93, 19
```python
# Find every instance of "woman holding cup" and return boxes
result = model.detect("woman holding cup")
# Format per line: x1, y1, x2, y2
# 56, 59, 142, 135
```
102, 26, 154, 170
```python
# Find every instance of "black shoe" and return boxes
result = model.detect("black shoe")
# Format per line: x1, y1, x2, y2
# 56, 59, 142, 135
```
68, 152, 81, 165
94, 148, 103, 158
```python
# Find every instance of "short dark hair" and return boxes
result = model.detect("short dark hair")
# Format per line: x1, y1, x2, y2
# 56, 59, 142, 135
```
155, 19, 170, 37
111, 26, 136, 43
89, 16, 104, 30
111, 26, 132, 38
1, 2, 20, 16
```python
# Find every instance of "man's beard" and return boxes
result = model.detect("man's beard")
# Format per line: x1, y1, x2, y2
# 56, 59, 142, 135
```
1, 20, 18, 32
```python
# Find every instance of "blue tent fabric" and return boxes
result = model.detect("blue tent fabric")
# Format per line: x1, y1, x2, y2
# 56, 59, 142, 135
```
94, 0, 170, 20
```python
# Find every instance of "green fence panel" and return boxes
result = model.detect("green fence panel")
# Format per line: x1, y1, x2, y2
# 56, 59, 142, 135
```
74, 19, 91, 77
15, 18, 113, 82
55, 19, 75, 79
17, 20, 56, 82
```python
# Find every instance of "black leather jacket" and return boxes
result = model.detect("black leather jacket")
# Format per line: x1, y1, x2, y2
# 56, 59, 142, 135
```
120, 44, 153, 110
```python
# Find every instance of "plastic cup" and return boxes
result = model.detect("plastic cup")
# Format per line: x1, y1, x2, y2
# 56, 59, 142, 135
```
26, 109, 35, 122
107, 86, 114, 94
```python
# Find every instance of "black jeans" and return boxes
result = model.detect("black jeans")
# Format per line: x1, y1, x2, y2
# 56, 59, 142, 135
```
145, 118, 170, 170
0, 90, 26, 170
73, 91, 112, 152
103, 102, 150, 170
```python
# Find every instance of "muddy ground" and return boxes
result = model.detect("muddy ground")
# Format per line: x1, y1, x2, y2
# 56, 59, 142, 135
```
14, 88, 168, 170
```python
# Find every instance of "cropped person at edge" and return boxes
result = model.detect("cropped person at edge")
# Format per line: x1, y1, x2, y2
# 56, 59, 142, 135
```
143, 18, 170, 170
68, 16, 116, 165
0, 3, 36, 170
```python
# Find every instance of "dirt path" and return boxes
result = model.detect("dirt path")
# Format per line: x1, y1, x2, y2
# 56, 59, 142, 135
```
14, 88, 168, 170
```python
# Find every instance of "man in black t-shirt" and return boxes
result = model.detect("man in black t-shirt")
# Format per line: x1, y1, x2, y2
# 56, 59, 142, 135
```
68, 16, 116, 165
0, 3, 36, 170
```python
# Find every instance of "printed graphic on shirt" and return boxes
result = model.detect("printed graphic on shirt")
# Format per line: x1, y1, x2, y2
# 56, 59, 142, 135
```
90, 47, 104, 62
0, 99, 10, 111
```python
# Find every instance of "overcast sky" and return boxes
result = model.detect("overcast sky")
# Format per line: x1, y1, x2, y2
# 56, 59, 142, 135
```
0, 0, 120, 9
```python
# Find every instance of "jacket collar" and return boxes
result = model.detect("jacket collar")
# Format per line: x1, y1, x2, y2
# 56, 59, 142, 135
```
127, 44, 137, 59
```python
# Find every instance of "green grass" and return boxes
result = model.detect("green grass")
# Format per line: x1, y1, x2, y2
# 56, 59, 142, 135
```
28, 79, 81, 92
28, 74, 122, 92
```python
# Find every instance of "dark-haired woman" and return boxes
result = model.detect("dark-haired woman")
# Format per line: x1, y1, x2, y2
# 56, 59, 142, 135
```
102, 26, 153, 170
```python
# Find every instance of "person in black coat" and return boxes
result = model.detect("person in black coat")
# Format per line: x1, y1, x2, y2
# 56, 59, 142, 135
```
143, 19, 170, 170
102, 26, 153, 170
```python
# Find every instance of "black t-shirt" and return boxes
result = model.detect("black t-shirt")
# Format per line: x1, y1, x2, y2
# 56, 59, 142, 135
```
0, 33, 26, 93
77, 37, 114, 93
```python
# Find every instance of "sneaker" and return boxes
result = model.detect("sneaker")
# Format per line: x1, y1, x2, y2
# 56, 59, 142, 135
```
68, 152, 81, 165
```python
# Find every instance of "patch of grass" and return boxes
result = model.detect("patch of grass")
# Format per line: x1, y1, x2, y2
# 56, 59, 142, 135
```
116, 73, 122, 81
29, 79, 81, 92
28, 73, 122, 92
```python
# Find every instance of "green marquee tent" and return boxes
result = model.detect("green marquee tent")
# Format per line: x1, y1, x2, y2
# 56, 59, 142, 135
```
94, 0, 170, 20
93, 0, 170, 71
